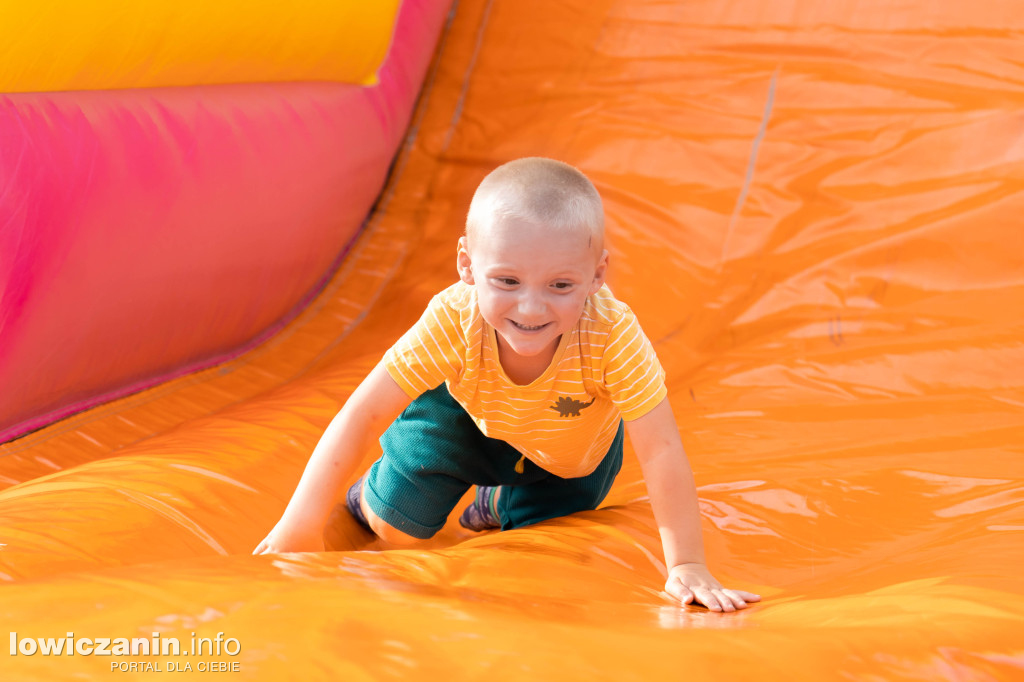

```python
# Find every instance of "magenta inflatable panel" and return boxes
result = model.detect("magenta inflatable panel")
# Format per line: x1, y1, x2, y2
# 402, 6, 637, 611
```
0, 0, 452, 442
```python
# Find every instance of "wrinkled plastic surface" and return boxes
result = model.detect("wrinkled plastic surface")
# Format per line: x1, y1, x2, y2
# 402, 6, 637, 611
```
2, 0, 1024, 679
0, 1, 441, 443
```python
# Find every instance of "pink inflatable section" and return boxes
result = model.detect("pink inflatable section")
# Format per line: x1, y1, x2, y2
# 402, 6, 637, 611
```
0, 0, 452, 443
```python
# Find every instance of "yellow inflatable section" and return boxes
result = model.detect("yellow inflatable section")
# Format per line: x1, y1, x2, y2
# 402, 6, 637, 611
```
0, 0, 399, 92
3, 0, 1024, 679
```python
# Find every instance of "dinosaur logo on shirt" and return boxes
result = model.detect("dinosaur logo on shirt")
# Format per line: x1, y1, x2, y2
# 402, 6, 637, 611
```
550, 395, 596, 417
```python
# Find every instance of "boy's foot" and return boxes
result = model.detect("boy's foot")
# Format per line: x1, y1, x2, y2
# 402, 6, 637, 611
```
459, 486, 501, 531
346, 475, 373, 534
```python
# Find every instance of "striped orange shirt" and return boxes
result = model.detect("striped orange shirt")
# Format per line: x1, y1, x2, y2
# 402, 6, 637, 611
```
383, 281, 667, 478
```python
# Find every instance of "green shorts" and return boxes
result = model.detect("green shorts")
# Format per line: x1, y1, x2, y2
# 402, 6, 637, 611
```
363, 383, 624, 539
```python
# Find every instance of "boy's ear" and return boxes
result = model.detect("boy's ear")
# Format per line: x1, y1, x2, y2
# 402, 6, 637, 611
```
457, 237, 475, 284
589, 249, 609, 295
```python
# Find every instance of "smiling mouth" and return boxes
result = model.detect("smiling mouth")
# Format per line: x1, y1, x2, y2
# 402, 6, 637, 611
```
511, 321, 548, 331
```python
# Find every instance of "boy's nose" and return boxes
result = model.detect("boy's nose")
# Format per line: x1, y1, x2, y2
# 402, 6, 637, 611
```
518, 290, 546, 316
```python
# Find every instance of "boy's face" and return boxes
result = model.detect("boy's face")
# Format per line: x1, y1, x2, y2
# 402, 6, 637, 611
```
458, 216, 608, 363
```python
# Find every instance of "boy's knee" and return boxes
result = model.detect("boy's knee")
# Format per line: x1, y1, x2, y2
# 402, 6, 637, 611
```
360, 486, 424, 546
369, 515, 422, 546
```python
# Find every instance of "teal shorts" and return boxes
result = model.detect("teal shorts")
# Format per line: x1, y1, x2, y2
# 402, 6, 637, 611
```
363, 383, 624, 539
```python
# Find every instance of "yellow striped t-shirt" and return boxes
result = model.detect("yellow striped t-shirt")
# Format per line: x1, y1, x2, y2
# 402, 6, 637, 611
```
382, 281, 667, 478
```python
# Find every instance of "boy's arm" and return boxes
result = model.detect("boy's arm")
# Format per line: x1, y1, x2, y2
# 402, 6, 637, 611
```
625, 397, 761, 611
252, 362, 412, 554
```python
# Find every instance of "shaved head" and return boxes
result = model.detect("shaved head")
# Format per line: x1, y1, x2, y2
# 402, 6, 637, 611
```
465, 157, 605, 253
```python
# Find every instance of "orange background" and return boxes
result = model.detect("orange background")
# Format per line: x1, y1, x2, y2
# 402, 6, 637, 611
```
2, 0, 1024, 679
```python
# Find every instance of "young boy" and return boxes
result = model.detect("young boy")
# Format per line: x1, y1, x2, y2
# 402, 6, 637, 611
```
254, 158, 759, 612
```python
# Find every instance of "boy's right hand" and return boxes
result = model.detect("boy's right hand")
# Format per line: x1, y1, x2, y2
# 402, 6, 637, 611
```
252, 522, 324, 555
250, 364, 411, 557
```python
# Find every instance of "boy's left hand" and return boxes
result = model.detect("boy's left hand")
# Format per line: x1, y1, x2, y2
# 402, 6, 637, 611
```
665, 563, 761, 612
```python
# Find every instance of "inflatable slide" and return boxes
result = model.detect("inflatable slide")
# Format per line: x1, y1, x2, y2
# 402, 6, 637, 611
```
2, 0, 1023, 678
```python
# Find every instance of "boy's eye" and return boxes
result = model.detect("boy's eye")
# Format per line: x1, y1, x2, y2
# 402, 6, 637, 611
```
552, 282, 574, 290
497, 278, 518, 286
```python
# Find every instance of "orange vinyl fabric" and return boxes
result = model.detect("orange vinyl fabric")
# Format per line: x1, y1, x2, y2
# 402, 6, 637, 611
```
2, 0, 1024, 679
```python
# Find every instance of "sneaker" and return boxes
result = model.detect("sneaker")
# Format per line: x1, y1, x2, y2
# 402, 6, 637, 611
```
459, 486, 501, 531
346, 475, 373, 533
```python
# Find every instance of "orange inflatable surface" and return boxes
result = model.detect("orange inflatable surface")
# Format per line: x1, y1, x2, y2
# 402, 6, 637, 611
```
3, 0, 1024, 679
